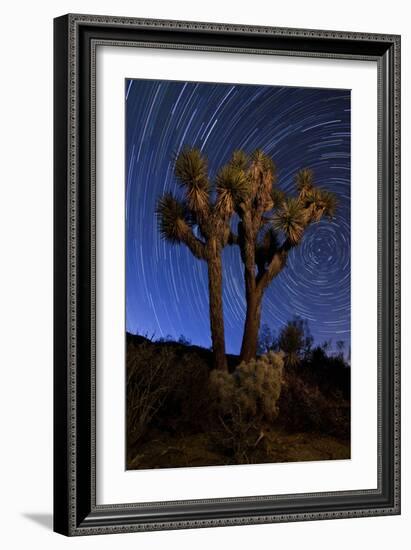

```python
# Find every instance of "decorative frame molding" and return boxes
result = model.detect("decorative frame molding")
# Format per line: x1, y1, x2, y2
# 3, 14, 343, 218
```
54, 13, 400, 536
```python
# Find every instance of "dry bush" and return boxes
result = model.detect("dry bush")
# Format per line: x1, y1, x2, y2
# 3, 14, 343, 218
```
127, 343, 173, 450
278, 369, 350, 438
126, 341, 209, 452
209, 352, 284, 461
159, 352, 210, 432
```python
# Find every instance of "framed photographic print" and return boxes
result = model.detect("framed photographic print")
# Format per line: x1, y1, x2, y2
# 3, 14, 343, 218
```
53, 14, 401, 536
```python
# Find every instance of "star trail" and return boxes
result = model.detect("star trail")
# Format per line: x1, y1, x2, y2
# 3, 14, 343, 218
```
125, 79, 351, 355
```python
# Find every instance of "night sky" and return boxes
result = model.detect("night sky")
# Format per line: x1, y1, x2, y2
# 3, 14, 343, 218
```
125, 79, 351, 355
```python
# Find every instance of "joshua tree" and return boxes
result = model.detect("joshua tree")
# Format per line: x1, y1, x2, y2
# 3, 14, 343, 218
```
157, 146, 336, 369
221, 150, 337, 362
157, 148, 247, 371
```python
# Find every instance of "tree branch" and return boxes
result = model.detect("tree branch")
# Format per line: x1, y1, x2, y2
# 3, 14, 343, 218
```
177, 220, 207, 260
240, 211, 257, 278
256, 238, 294, 290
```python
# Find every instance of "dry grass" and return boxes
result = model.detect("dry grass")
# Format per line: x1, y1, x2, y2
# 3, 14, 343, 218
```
126, 335, 350, 470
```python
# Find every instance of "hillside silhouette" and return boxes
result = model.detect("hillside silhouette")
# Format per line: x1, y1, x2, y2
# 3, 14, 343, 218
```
126, 328, 350, 470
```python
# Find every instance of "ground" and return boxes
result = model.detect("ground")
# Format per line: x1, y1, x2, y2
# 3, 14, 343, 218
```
128, 428, 350, 470
126, 334, 350, 470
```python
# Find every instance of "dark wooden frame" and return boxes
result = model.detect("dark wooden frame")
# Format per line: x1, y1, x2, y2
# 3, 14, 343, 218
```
54, 13, 401, 536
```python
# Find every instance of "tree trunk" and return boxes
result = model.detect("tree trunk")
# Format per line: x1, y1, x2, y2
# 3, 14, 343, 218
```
238, 213, 263, 363
240, 275, 263, 363
207, 255, 227, 371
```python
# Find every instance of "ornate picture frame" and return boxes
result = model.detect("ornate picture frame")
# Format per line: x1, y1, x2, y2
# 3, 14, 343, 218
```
53, 13, 400, 536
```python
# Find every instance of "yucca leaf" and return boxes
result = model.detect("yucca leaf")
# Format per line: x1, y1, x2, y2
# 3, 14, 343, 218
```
319, 189, 338, 219
250, 149, 275, 173
300, 187, 323, 221
272, 197, 306, 244
186, 186, 210, 215
295, 168, 314, 196
230, 149, 248, 170
174, 147, 211, 215
303, 187, 338, 221
156, 193, 187, 243
174, 147, 209, 191
215, 164, 250, 215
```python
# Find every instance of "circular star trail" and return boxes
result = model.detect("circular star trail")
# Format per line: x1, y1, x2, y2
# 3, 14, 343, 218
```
125, 79, 351, 354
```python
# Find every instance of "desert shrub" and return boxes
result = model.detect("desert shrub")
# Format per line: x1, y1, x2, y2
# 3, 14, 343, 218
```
276, 316, 313, 367
298, 346, 351, 400
126, 341, 209, 452
278, 369, 350, 438
127, 343, 172, 450
159, 351, 210, 432
209, 352, 284, 461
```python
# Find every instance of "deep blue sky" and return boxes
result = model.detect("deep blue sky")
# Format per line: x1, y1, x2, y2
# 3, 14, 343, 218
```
125, 79, 351, 355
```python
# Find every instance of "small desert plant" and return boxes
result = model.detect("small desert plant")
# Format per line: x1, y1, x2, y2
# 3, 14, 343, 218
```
127, 343, 173, 451
126, 341, 209, 453
209, 352, 284, 461
278, 318, 306, 367
299, 345, 351, 400
278, 369, 350, 438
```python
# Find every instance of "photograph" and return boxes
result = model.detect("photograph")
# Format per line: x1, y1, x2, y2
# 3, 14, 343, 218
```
51, 10, 400, 537
125, 79, 352, 470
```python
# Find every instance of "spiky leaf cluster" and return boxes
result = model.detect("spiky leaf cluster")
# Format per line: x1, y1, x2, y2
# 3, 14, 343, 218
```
157, 148, 337, 280
229, 149, 249, 170
278, 320, 305, 367
156, 193, 188, 244
250, 149, 276, 174
318, 190, 338, 219
215, 164, 250, 215
301, 187, 338, 222
174, 147, 209, 189
272, 197, 306, 244
174, 148, 210, 214
295, 168, 314, 197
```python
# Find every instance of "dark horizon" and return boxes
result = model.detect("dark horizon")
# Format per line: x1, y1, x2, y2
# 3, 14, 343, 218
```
125, 79, 351, 355
125, 328, 351, 363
